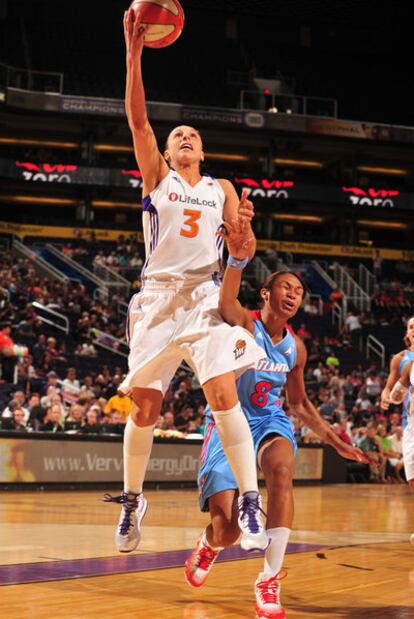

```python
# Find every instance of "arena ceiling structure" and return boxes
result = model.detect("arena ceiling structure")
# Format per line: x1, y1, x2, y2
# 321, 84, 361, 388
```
0, 0, 412, 125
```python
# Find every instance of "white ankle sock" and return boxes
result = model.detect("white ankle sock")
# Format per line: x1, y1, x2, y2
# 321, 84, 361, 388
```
264, 527, 291, 576
123, 416, 154, 494
212, 402, 258, 495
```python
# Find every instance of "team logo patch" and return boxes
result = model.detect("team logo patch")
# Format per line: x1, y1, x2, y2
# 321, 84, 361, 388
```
233, 339, 247, 360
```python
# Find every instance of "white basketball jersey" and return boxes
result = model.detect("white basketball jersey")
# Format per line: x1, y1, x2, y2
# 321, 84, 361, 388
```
141, 170, 225, 282
408, 364, 414, 427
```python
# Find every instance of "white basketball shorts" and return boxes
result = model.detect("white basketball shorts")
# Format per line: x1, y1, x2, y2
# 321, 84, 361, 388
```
120, 279, 265, 395
403, 424, 414, 482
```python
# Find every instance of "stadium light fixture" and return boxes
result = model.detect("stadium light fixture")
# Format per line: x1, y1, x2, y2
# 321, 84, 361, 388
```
0, 195, 77, 205
357, 219, 407, 229
93, 144, 134, 153
357, 165, 406, 176
272, 214, 323, 223
0, 137, 78, 149
274, 158, 324, 168
204, 152, 248, 162
91, 200, 141, 209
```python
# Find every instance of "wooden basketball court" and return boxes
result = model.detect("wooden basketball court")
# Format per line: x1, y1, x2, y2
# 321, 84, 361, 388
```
0, 484, 413, 618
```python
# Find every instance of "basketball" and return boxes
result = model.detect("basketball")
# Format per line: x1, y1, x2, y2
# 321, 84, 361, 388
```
130, 0, 185, 49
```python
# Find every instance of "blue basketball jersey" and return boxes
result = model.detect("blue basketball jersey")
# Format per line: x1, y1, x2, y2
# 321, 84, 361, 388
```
198, 312, 298, 511
399, 350, 414, 430
205, 311, 297, 423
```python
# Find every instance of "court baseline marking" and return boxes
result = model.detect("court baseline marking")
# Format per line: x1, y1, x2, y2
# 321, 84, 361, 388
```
0, 542, 326, 586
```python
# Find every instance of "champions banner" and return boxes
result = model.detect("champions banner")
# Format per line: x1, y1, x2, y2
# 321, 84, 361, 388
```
1, 159, 412, 210
0, 436, 323, 483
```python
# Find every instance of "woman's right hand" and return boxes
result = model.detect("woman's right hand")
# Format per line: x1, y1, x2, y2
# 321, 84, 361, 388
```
124, 7, 147, 60
218, 218, 254, 260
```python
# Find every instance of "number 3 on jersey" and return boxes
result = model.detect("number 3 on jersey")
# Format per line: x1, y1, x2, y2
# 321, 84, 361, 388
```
180, 209, 201, 238
251, 380, 272, 408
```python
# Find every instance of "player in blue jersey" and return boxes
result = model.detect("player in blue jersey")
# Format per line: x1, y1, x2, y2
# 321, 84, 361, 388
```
381, 315, 414, 542
185, 220, 369, 619
381, 315, 414, 432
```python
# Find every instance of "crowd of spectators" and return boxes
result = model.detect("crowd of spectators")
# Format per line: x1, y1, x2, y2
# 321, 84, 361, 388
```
291, 326, 405, 484
0, 365, 206, 440
0, 240, 410, 484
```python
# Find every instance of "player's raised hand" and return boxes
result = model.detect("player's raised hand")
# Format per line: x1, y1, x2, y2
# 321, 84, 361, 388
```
238, 189, 254, 222
124, 8, 147, 58
218, 218, 253, 260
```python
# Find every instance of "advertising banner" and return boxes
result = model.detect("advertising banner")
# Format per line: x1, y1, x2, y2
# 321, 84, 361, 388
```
1, 159, 412, 210
0, 436, 322, 483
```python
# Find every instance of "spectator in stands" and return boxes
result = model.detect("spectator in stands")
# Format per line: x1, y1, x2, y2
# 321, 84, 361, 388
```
3, 407, 28, 432
388, 425, 404, 482
46, 337, 59, 357
0, 322, 18, 382
312, 361, 325, 383
1, 391, 29, 423
102, 410, 124, 435
31, 334, 47, 368
163, 410, 177, 431
332, 421, 351, 444
297, 323, 312, 344
329, 283, 344, 308
105, 374, 122, 398
372, 250, 383, 280
62, 367, 80, 395
27, 393, 45, 429
318, 394, 335, 422
16, 354, 36, 387
325, 350, 340, 368
343, 310, 362, 346
39, 404, 64, 433
104, 391, 132, 423
175, 405, 194, 432
376, 423, 401, 482
365, 371, 382, 403
358, 422, 384, 481
130, 252, 143, 269
80, 407, 102, 434
64, 404, 85, 432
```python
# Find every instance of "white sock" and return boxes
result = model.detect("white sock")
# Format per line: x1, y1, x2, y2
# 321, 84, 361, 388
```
212, 402, 258, 495
123, 416, 154, 494
264, 527, 291, 576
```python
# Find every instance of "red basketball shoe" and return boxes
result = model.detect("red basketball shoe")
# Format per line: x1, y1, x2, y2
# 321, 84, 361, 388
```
254, 570, 287, 619
185, 531, 222, 587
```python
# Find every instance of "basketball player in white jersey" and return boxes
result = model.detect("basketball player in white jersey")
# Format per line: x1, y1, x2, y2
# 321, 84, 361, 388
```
386, 316, 414, 544
104, 7, 268, 553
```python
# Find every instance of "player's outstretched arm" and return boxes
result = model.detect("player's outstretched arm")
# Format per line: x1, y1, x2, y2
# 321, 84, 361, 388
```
124, 8, 169, 194
286, 337, 370, 464
389, 361, 411, 403
218, 217, 255, 331
381, 353, 403, 410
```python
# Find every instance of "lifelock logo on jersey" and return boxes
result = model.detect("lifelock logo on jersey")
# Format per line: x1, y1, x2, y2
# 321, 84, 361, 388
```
169, 192, 217, 208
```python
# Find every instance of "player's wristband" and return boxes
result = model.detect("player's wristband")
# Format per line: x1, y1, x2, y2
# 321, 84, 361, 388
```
227, 255, 249, 270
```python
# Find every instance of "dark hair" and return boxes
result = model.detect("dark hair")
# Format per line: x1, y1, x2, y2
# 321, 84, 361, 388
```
261, 270, 311, 298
